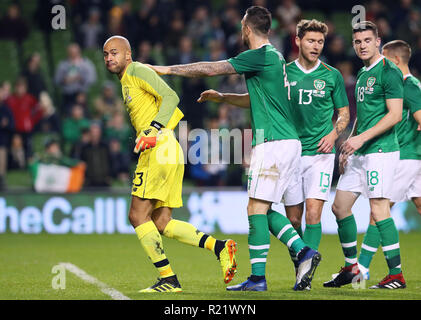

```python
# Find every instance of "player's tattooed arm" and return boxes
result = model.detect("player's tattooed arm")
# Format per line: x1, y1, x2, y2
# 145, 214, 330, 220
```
148, 61, 237, 78
335, 106, 350, 137
317, 106, 350, 153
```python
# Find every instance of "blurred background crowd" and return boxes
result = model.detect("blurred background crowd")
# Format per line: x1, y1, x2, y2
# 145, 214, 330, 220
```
0, 0, 421, 191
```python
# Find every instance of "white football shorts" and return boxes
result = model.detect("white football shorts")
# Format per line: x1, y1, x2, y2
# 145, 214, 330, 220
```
283, 153, 336, 206
391, 159, 421, 203
247, 139, 301, 203
336, 151, 400, 199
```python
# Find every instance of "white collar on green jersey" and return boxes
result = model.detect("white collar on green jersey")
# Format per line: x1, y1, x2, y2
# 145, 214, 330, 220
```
257, 43, 272, 49
364, 55, 385, 71
403, 73, 412, 79
294, 59, 321, 74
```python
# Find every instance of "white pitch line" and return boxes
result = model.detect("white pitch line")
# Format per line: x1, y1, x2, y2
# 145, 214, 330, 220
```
59, 262, 131, 300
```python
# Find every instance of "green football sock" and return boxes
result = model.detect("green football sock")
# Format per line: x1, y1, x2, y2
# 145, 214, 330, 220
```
358, 224, 380, 270
267, 209, 306, 256
303, 223, 322, 250
337, 215, 358, 267
295, 225, 303, 238
376, 218, 402, 275
248, 214, 270, 277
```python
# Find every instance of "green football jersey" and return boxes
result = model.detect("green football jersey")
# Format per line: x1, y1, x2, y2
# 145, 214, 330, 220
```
396, 74, 421, 160
287, 59, 349, 156
228, 44, 298, 146
354, 56, 404, 155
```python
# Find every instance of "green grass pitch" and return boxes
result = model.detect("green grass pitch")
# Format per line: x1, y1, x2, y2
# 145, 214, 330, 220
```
1, 232, 421, 300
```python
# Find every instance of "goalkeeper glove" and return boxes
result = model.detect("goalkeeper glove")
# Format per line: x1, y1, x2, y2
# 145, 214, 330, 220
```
134, 121, 163, 153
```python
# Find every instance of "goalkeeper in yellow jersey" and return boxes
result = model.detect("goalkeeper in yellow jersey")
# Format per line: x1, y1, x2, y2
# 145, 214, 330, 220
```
103, 36, 237, 293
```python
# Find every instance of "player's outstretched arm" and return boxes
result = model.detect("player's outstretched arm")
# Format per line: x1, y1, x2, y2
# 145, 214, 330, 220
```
147, 61, 237, 78
342, 98, 402, 155
197, 90, 250, 108
317, 106, 350, 153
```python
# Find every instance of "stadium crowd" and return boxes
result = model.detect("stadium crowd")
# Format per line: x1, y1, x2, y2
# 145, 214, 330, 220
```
0, 0, 421, 191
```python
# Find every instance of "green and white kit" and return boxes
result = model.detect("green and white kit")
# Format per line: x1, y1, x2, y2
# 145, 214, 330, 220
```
283, 59, 349, 205
337, 56, 404, 199
391, 74, 421, 203
228, 44, 301, 203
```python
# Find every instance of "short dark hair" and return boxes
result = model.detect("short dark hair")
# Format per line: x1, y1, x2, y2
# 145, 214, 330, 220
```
245, 6, 272, 36
296, 19, 328, 39
352, 21, 378, 37
382, 40, 412, 64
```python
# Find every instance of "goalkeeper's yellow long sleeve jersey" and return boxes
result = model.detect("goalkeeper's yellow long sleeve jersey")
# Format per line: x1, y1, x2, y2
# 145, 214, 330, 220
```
120, 62, 184, 135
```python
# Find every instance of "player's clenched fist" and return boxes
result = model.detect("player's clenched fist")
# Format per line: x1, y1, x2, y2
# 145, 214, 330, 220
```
134, 121, 162, 153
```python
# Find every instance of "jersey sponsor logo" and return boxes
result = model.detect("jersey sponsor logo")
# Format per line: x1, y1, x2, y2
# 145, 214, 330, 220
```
314, 79, 326, 91
367, 77, 376, 88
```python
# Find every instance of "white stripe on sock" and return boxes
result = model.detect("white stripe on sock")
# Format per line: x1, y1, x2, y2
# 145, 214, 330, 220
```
276, 225, 292, 239
382, 243, 400, 252
286, 235, 300, 248
361, 243, 378, 252
249, 244, 270, 250
341, 241, 357, 248
345, 257, 358, 264
250, 258, 267, 264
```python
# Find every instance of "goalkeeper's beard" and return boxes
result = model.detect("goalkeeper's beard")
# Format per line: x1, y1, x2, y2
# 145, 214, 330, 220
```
106, 62, 126, 75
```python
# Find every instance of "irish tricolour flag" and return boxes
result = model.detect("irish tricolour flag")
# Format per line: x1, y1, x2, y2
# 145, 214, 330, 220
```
31, 163, 85, 193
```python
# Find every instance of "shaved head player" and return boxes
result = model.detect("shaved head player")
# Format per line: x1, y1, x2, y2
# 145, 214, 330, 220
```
103, 36, 238, 293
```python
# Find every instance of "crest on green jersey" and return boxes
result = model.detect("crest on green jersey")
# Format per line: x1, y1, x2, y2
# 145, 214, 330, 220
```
313, 79, 326, 90
367, 77, 376, 88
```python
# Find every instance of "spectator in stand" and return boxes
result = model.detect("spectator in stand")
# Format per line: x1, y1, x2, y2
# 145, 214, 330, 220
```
392, 0, 413, 30
324, 35, 348, 67
62, 104, 91, 154
108, 5, 125, 36
70, 127, 91, 160
410, 36, 421, 77
187, 6, 212, 47
78, 7, 105, 49
365, 0, 386, 22
283, 21, 299, 61
21, 53, 47, 99
189, 117, 228, 186
163, 14, 185, 58
135, 0, 161, 44
93, 81, 125, 122
9, 134, 26, 170
6, 77, 44, 160
80, 122, 112, 187
36, 137, 82, 168
104, 112, 133, 153
396, 7, 421, 45
220, 6, 241, 38
136, 40, 157, 65
54, 43, 97, 113
377, 17, 394, 46
203, 39, 228, 62
217, 74, 248, 129
109, 138, 130, 183
203, 16, 226, 48
0, 3, 29, 43
0, 83, 15, 190
275, 0, 301, 28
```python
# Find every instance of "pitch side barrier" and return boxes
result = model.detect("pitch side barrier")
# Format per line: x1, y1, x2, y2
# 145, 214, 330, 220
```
0, 187, 418, 234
